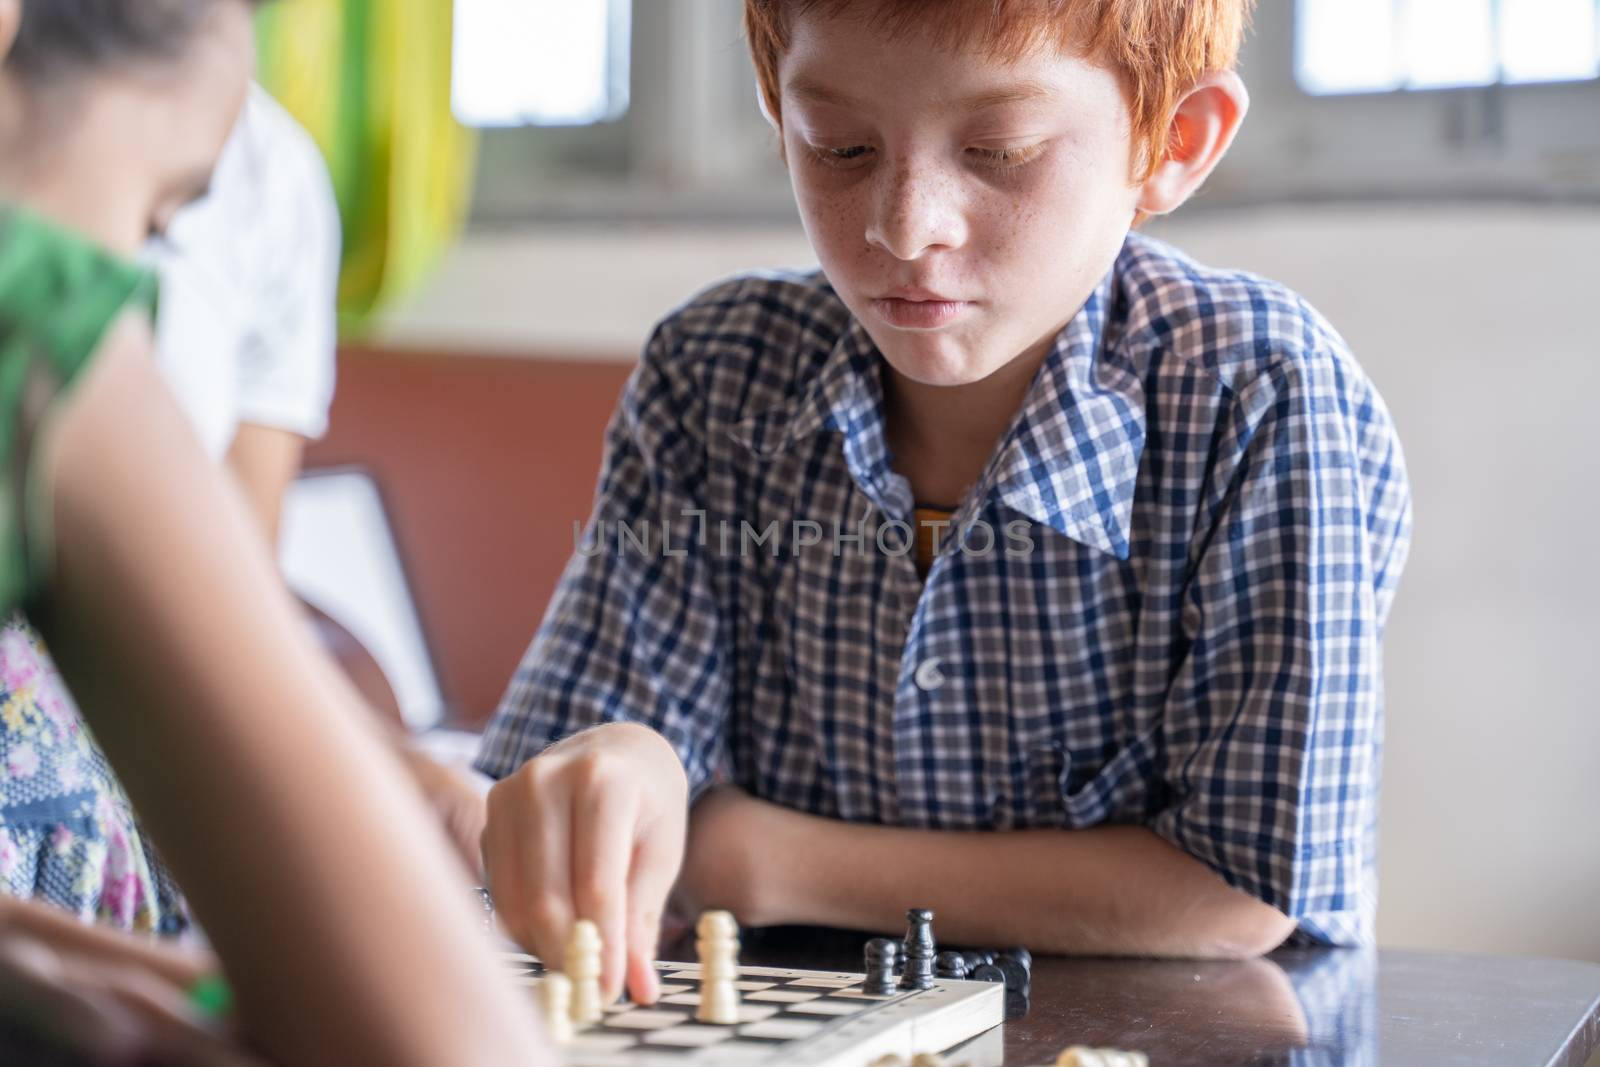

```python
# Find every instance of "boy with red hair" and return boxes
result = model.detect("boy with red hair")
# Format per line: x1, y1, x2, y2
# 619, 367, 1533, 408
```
478, 0, 1411, 1005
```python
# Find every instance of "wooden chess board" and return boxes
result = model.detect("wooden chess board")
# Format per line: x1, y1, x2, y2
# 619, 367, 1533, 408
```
501, 953, 1005, 1067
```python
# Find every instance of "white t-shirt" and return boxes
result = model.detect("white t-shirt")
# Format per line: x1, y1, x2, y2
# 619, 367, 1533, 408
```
149, 85, 341, 459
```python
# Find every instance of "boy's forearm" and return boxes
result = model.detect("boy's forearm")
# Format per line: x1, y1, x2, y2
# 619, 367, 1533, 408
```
706, 794, 1295, 959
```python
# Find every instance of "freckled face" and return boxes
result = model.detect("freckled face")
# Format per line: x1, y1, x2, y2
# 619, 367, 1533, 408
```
778, 11, 1144, 387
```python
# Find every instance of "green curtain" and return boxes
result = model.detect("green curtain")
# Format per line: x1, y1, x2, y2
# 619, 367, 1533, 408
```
255, 0, 478, 335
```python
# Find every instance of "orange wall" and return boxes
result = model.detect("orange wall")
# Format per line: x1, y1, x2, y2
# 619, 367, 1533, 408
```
306, 347, 633, 728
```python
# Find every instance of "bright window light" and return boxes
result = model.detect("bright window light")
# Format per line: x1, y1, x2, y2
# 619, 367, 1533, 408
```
1296, 0, 1600, 94
1297, 0, 1400, 94
1402, 0, 1496, 89
1501, 0, 1600, 82
452, 0, 630, 127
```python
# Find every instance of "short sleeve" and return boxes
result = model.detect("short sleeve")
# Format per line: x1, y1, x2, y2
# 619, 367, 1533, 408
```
232, 88, 340, 441
475, 320, 730, 793
0, 208, 156, 615
1150, 349, 1412, 945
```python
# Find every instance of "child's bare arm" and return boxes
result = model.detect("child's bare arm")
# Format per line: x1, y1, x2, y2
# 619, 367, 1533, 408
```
33, 319, 552, 1067
679, 786, 1295, 959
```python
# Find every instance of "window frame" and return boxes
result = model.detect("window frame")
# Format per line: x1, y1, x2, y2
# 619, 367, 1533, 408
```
1291, 0, 1600, 98
462, 0, 1600, 226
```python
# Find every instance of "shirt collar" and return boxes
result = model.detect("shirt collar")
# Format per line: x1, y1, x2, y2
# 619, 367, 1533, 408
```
733, 263, 1144, 557
732, 315, 912, 517
984, 268, 1145, 560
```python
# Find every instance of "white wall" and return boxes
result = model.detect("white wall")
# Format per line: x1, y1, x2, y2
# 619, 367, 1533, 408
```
1147, 207, 1600, 965
380, 226, 818, 356
383, 205, 1600, 962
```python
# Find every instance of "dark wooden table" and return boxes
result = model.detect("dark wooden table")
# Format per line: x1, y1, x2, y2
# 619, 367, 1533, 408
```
663, 926, 1600, 1066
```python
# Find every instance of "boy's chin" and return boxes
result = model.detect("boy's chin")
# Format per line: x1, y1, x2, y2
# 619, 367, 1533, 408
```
878, 337, 1015, 390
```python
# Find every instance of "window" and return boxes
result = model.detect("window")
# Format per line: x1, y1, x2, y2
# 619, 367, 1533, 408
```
452, 0, 632, 127
1297, 0, 1600, 94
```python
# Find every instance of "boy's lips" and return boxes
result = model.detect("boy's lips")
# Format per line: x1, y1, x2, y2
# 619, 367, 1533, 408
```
869, 289, 975, 330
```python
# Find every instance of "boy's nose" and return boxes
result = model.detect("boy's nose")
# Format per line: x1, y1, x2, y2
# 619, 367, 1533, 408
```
864, 158, 966, 261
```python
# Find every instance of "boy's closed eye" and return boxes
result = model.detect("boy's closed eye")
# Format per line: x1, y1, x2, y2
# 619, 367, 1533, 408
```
801, 140, 1051, 173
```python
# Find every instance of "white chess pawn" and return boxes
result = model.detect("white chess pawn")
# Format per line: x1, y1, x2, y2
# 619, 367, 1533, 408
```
566, 919, 604, 1025
538, 973, 574, 1043
695, 909, 741, 1025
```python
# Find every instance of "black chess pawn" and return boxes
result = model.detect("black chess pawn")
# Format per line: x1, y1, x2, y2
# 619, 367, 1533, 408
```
970, 962, 1005, 986
960, 950, 986, 973
994, 955, 1032, 1020
898, 908, 937, 991
863, 938, 899, 995
934, 951, 968, 980
1001, 947, 1033, 973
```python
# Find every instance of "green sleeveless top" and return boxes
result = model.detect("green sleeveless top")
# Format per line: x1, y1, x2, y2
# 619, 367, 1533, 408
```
0, 206, 157, 615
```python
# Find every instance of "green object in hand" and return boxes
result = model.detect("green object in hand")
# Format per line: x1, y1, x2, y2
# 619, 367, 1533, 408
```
187, 973, 234, 1019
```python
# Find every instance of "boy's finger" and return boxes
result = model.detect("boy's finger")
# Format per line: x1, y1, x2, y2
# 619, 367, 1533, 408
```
623, 829, 682, 1006
480, 791, 528, 943
517, 791, 576, 972
569, 787, 635, 1004
484, 780, 572, 970
623, 901, 663, 1006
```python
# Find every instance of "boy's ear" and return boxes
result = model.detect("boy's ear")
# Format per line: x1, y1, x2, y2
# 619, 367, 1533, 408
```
1136, 71, 1249, 218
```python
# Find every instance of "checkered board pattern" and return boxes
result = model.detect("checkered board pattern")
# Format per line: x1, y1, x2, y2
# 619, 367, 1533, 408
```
501, 954, 1005, 1067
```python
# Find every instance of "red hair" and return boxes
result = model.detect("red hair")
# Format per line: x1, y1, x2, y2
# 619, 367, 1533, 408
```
743, 0, 1254, 180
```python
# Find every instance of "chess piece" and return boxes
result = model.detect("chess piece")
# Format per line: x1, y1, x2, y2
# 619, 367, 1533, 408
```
696, 909, 742, 1025
566, 919, 604, 1024
899, 908, 936, 991
1056, 1048, 1149, 1067
864, 938, 900, 995
538, 973, 574, 1043
994, 955, 1031, 1019
970, 962, 1005, 986
959, 950, 986, 973
934, 951, 968, 980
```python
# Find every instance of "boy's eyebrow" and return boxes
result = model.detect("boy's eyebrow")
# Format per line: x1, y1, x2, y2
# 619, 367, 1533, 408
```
784, 75, 1057, 113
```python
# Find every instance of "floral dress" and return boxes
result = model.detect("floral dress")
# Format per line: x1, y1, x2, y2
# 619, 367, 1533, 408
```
0, 205, 187, 934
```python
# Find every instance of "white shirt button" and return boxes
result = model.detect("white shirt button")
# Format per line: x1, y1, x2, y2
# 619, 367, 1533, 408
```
913, 658, 946, 692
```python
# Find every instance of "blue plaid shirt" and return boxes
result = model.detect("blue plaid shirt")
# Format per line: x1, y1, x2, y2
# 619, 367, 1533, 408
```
478, 233, 1412, 946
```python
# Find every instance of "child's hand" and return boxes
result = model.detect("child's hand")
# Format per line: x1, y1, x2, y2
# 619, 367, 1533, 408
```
482, 722, 688, 1006
0, 928, 263, 1067
399, 746, 490, 879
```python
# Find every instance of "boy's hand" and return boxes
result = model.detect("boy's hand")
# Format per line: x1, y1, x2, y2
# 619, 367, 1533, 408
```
482, 722, 687, 1006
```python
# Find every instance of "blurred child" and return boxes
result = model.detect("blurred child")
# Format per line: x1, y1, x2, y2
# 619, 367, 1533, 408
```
0, 78, 483, 936
0, 1, 551, 1062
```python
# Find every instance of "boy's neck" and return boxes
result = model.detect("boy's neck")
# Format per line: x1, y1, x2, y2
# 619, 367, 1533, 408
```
882, 339, 1052, 510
